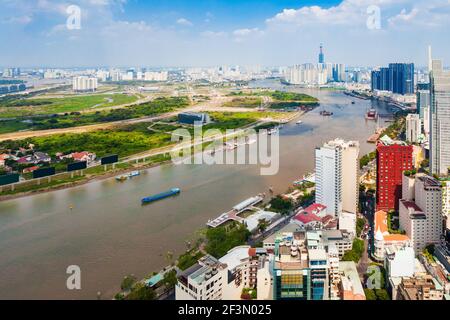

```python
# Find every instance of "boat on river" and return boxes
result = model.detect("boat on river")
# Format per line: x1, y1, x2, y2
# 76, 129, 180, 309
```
141, 188, 181, 204
116, 170, 140, 181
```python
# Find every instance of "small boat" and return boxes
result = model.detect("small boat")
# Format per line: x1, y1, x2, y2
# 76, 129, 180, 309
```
268, 128, 278, 135
296, 120, 303, 125
142, 188, 181, 204
128, 170, 140, 178
320, 110, 333, 116
115, 175, 128, 181
365, 108, 377, 120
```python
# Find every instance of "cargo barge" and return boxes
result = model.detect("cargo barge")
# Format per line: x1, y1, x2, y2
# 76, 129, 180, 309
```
141, 188, 181, 204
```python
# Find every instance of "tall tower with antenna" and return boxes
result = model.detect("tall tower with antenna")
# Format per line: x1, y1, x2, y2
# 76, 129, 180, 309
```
428, 45, 432, 72
319, 43, 325, 64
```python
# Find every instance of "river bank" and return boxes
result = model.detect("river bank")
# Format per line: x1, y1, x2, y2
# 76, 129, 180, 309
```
0, 111, 302, 202
0, 83, 393, 299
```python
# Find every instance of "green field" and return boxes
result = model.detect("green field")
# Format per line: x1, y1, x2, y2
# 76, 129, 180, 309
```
222, 97, 262, 108
0, 120, 29, 134
228, 90, 318, 103
0, 94, 139, 118
0, 97, 190, 134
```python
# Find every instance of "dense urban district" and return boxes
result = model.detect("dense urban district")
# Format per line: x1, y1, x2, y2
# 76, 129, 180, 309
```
0, 45, 449, 301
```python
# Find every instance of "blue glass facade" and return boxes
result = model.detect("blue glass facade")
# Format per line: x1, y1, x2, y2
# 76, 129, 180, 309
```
371, 63, 414, 95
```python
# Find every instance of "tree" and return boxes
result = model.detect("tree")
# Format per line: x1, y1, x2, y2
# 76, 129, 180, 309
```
375, 289, 390, 300
163, 270, 178, 289
120, 274, 137, 291
269, 195, 293, 214
205, 223, 251, 258
126, 283, 156, 300
257, 219, 269, 233
364, 288, 377, 300
356, 218, 365, 237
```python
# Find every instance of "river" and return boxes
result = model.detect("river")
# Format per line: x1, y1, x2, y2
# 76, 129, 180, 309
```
0, 80, 393, 299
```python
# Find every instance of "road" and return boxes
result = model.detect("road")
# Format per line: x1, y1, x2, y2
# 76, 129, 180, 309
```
357, 238, 370, 284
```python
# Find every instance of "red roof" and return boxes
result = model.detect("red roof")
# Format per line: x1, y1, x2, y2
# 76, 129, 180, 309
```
23, 166, 39, 173
71, 152, 89, 161
248, 248, 257, 257
305, 203, 326, 214
0, 154, 9, 161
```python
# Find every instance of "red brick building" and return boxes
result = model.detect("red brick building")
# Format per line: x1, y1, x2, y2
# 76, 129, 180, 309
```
376, 138, 413, 211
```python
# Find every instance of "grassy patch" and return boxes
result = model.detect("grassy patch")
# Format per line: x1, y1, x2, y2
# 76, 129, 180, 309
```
223, 97, 262, 108
0, 94, 139, 118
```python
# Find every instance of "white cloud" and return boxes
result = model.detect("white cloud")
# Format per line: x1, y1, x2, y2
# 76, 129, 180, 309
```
1, 15, 32, 25
201, 30, 228, 38
232, 28, 264, 42
176, 18, 193, 27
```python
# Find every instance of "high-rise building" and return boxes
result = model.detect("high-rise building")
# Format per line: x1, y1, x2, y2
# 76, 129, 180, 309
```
72, 76, 98, 92
389, 63, 415, 95
175, 255, 228, 300
332, 64, 345, 82
318, 43, 325, 64
399, 174, 443, 253
284, 63, 328, 85
272, 231, 331, 300
376, 136, 413, 211
430, 59, 450, 176
417, 90, 430, 117
406, 114, 421, 143
371, 64, 414, 95
315, 139, 359, 217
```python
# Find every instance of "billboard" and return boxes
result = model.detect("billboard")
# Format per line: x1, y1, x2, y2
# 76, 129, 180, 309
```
0, 173, 20, 186
33, 167, 56, 179
67, 161, 87, 172
101, 155, 118, 165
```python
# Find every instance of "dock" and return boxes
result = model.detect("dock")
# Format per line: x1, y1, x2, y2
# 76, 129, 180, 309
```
206, 195, 264, 228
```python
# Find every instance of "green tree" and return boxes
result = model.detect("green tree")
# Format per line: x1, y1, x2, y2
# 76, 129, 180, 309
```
163, 270, 178, 289
364, 289, 377, 300
269, 195, 293, 214
120, 274, 137, 291
375, 289, 390, 300
257, 219, 270, 233
126, 283, 156, 300
205, 223, 251, 258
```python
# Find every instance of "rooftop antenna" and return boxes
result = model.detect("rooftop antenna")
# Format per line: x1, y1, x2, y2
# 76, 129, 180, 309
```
428, 45, 432, 73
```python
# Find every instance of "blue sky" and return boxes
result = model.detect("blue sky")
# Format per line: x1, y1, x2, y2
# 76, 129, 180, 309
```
1, 0, 450, 67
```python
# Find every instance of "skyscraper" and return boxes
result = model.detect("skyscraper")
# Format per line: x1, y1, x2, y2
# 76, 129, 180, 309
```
376, 136, 413, 211
430, 59, 450, 176
405, 114, 421, 143
315, 139, 359, 218
318, 43, 325, 64
389, 63, 415, 95
371, 64, 414, 94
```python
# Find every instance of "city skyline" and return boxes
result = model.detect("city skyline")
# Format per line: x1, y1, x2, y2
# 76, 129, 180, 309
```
1, 0, 450, 67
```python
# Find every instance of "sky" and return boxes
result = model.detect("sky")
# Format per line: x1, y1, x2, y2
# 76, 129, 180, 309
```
1, 0, 450, 68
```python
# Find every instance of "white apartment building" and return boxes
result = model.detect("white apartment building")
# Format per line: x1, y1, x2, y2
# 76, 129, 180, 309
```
399, 175, 444, 253
72, 76, 98, 92
219, 246, 272, 300
430, 59, 450, 176
384, 244, 418, 300
315, 139, 359, 218
175, 255, 228, 300
442, 180, 450, 230
284, 63, 329, 85
96, 70, 110, 82
144, 71, 168, 82
406, 113, 421, 143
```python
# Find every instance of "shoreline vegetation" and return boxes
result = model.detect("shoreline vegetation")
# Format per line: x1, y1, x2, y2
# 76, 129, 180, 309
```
0, 90, 317, 200
0, 96, 189, 134
0, 109, 306, 201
